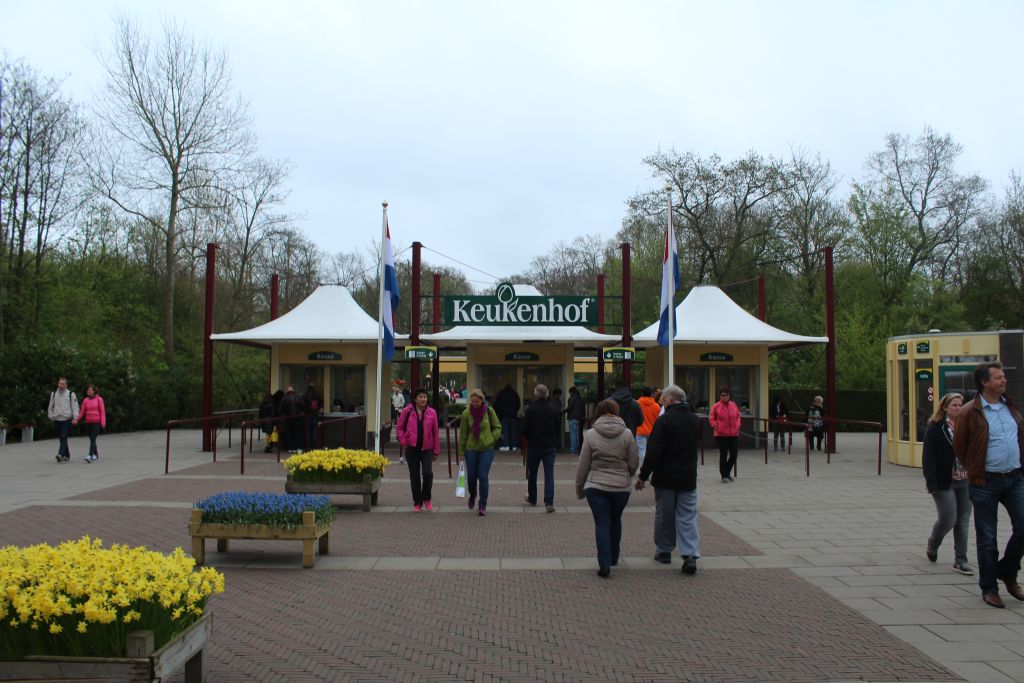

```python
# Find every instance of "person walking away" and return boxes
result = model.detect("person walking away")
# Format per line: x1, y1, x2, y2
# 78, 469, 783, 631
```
566, 386, 585, 455
637, 385, 701, 575
806, 396, 826, 451
636, 386, 660, 465
48, 377, 79, 463
522, 384, 561, 512
710, 387, 741, 482
73, 384, 106, 463
302, 384, 322, 449
923, 392, 972, 575
459, 388, 502, 516
576, 399, 639, 577
258, 392, 276, 452
494, 383, 521, 451
609, 380, 644, 436
770, 396, 788, 451
953, 361, 1024, 608
279, 386, 305, 453
396, 387, 440, 512
392, 386, 406, 462
551, 388, 565, 450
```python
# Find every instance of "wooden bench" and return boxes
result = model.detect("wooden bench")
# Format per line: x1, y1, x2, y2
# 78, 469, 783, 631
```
189, 509, 330, 569
285, 473, 381, 512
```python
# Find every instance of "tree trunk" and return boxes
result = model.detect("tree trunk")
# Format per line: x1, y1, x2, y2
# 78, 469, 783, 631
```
164, 186, 179, 364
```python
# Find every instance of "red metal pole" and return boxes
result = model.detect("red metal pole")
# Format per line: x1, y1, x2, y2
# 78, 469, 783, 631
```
620, 243, 632, 386
202, 243, 217, 452
757, 273, 766, 321
165, 424, 172, 474
270, 273, 279, 320
432, 272, 441, 408
597, 273, 606, 400
411, 242, 422, 391
824, 246, 837, 454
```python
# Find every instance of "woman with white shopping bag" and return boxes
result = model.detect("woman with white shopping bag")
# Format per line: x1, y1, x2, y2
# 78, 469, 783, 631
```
459, 388, 502, 516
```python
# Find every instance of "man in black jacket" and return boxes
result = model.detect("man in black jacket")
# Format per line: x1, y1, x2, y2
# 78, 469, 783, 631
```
522, 383, 561, 512
637, 384, 701, 575
609, 380, 644, 436
494, 384, 522, 451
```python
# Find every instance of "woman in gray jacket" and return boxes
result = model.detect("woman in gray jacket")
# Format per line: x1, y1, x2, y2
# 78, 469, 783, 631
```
575, 399, 640, 577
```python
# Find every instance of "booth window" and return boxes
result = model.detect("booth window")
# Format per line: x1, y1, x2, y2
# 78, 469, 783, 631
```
478, 366, 517, 404
676, 367, 710, 413
713, 366, 756, 416
897, 360, 910, 441
330, 366, 366, 413
915, 359, 933, 443
280, 365, 324, 398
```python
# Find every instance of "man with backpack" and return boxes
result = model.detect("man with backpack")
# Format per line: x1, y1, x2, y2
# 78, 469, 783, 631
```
47, 377, 79, 463
609, 380, 644, 436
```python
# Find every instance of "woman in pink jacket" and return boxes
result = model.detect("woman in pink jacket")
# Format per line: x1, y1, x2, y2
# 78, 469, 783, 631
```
73, 384, 106, 463
396, 387, 440, 512
709, 386, 741, 483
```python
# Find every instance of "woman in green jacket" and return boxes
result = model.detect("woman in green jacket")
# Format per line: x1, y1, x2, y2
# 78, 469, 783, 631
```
460, 388, 502, 516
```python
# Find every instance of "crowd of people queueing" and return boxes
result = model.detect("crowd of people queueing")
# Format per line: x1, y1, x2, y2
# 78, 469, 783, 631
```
258, 384, 322, 453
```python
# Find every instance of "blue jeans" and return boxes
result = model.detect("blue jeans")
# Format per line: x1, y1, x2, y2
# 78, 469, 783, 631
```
527, 447, 556, 506
970, 472, 1024, 593
585, 489, 630, 569
54, 420, 71, 458
568, 419, 580, 454
636, 434, 648, 465
500, 417, 518, 450
929, 478, 971, 565
464, 449, 494, 505
653, 487, 700, 559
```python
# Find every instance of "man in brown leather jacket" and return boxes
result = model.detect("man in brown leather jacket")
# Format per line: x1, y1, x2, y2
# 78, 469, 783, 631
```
952, 362, 1024, 609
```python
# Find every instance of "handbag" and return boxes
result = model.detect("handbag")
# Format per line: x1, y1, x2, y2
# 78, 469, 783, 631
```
455, 461, 467, 498
267, 427, 279, 445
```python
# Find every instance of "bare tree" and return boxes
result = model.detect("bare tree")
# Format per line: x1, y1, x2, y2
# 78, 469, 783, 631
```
92, 15, 252, 362
850, 127, 987, 306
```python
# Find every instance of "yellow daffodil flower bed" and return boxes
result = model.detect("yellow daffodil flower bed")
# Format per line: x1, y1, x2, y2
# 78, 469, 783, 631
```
283, 448, 389, 483
0, 537, 224, 661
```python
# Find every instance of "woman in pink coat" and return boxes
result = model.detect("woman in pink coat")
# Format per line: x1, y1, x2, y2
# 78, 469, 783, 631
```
73, 384, 106, 463
396, 387, 440, 512
709, 386, 741, 483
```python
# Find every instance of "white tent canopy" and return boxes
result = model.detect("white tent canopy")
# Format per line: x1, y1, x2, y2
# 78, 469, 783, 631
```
420, 285, 621, 346
211, 284, 403, 345
633, 285, 828, 349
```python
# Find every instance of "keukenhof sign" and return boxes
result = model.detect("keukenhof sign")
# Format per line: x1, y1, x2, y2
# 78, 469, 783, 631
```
443, 283, 598, 326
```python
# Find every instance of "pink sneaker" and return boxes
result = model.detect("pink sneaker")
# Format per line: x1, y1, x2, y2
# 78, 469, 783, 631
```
478, 504, 487, 517
424, 500, 433, 511
413, 504, 422, 512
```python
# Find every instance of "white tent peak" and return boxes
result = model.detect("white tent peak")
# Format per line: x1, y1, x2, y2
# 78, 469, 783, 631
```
633, 285, 828, 349
211, 284, 402, 344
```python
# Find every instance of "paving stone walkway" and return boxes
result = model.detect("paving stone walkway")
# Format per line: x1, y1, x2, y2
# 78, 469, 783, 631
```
2, 429, 1023, 681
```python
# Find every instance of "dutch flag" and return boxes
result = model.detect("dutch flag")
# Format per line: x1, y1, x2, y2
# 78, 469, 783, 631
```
382, 217, 400, 361
656, 222, 680, 347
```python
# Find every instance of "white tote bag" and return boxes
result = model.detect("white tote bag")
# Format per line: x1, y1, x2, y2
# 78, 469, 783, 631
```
455, 461, 467, 498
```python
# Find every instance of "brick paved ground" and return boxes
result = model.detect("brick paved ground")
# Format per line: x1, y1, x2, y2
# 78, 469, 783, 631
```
0, 432, 971, 681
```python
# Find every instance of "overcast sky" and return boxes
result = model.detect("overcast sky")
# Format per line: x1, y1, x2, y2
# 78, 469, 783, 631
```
3, 1, 1021, 287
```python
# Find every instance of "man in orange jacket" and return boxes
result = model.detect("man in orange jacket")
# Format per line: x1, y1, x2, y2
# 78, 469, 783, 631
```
636, 386, 661, 464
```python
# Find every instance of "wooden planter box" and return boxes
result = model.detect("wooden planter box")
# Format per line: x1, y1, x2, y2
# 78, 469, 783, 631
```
285, 472, 381, 512
0, 612, 211, 682
189, 509, 330, 569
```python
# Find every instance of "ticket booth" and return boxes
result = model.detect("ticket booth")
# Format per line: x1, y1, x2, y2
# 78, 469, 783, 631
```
886, 330, 1022, 467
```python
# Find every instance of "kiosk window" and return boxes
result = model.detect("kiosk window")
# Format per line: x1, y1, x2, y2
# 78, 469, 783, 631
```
915, 360, 933, 443
713, 366, 756, 416
897, 360, 910, 441
280, 365, 324, 398
676, 367, 711, 413
330, 366, 365, 413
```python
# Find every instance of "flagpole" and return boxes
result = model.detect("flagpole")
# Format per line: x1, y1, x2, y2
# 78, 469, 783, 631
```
665, 183, 674, 389
374, 201, 388, 455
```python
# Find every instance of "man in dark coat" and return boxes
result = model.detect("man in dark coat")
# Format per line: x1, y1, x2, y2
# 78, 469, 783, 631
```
522, 383, 561, 512
609, 380, 644, 436
494, 383, 522, 451
279, 385, 306, 453
637, 384, 701, 575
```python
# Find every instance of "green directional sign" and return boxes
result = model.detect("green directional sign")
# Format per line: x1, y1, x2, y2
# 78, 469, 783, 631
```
405, 345, 438, 360
916, 341, 931, 354
602, 347, 635, 361
897, 343, 908, 355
